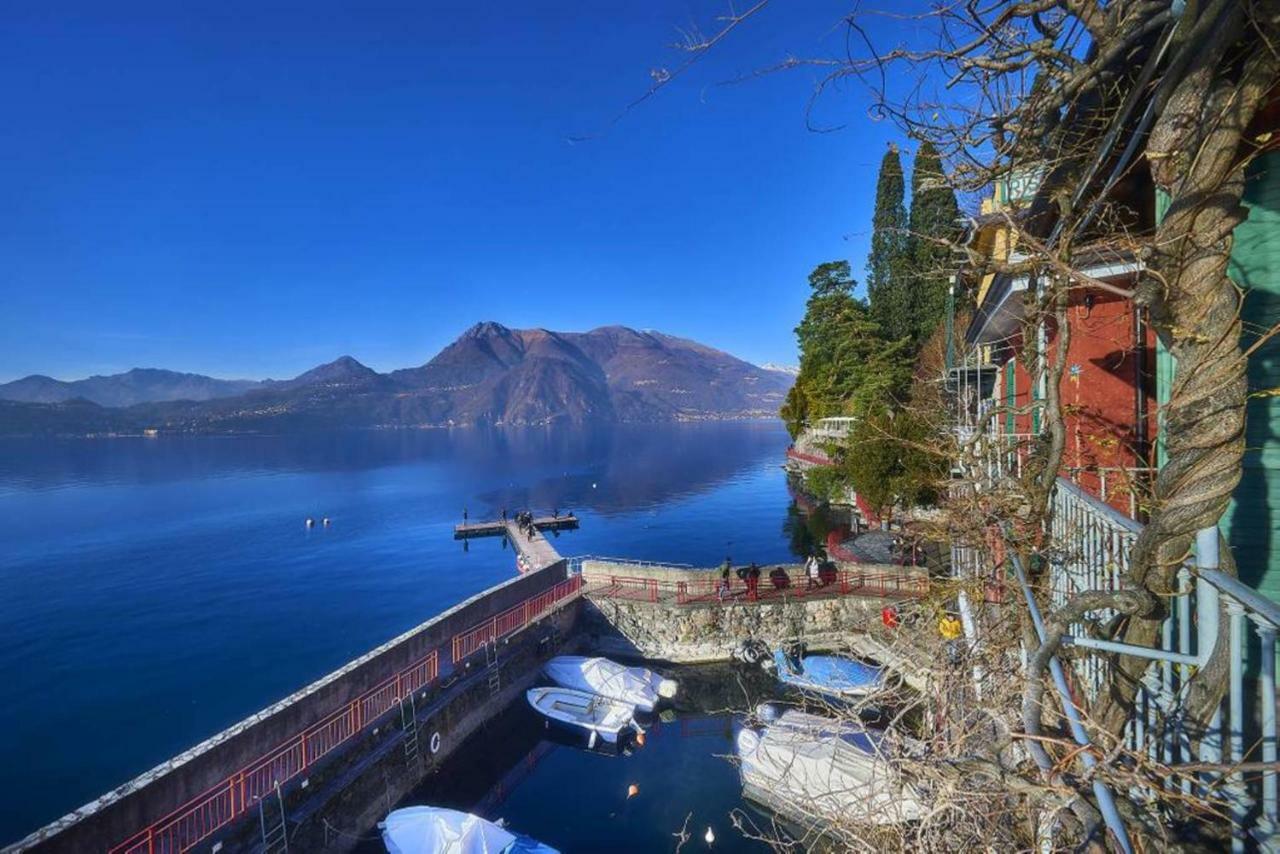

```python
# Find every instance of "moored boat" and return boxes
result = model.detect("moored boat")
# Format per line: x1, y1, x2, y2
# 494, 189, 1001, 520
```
543, 655, 677, 713
770, 647, 884, 698
735, 706, 923, 830
380, 805, 558, 854
525, 686, 640, 746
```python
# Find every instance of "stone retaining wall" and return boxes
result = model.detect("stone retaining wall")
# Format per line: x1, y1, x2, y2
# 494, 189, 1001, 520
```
579, 594, 892, 662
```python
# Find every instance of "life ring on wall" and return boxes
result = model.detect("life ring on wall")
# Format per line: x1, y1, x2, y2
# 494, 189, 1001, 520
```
882, 606, 900, 629
429, 731, 442, 754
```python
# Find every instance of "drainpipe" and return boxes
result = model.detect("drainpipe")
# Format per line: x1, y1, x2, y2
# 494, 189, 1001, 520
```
1008, 541, 1135, 854
1134, 306, 1149, 472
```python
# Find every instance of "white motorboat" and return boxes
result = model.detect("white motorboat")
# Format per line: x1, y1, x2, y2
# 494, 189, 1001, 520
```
525, 686, 640, 745
735, 706, 924, 829
380, 805, 558, 854
542, 655, 678, 713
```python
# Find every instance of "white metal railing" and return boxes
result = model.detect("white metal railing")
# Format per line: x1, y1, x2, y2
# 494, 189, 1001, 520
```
1062, 465, 1156, 520
810, 416, 858, 441
952, 475, 1280, 850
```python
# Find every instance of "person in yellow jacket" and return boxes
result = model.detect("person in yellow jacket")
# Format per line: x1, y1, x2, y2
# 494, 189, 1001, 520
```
939, 614, 963, 640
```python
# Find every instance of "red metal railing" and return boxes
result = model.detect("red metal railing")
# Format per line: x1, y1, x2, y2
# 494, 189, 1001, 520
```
593, 575, 660, 602
450, 575, 584, 663
674, 567, 927, 604
109, 646, 439, 854
109, 574, 587, 854
785, 447, 833, 467
583, 568, 927, 606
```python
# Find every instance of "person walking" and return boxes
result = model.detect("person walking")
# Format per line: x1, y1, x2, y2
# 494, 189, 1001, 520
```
747, 563, 761, 601
806, 554, 821, 589
719, 557, 732, 601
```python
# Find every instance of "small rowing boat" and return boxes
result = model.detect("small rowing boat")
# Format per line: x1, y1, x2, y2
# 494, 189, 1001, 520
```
543, 656, 677, 713
526, 686, 640, 746
771, 648, 884, 699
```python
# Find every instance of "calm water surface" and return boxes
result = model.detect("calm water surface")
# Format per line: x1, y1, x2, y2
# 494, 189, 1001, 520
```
0, 421, 840, 844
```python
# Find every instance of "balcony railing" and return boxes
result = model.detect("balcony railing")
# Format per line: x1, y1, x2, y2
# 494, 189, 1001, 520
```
952, 475, 1280, 851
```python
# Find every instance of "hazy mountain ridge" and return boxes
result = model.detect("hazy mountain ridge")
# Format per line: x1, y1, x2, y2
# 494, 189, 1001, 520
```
0, 323, 792, 435
0, 368, 263, 407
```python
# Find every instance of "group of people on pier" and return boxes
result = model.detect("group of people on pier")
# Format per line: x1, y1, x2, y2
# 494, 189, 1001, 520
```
717, 553, 835, 601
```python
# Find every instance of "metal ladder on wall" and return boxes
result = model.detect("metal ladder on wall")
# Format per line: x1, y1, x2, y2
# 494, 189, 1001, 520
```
400, 692, 420, 763
259, 783, 288, 854
484, 640, 501, 698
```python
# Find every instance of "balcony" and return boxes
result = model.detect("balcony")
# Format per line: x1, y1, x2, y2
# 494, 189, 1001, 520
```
952, 473, 1280, 851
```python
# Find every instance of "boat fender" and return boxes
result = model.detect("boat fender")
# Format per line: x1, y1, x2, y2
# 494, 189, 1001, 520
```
656, 678, 679, 698
626, 784, 639, 799
587, 730, 597, 749
429, 731, 441, 754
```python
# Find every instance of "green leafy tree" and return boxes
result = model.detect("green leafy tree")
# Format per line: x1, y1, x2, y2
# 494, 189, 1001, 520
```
905, 140, 962, 343
866, 145, 911, 343
781, 261, 911, 437
839, 406, 946, 519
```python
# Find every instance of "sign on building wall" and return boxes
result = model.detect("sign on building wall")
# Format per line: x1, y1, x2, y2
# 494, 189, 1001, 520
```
1003, 163, 1046, 205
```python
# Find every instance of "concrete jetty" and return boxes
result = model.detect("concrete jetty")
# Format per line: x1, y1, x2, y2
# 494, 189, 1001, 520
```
453, 513, 579, 539
455, 513, 577, 573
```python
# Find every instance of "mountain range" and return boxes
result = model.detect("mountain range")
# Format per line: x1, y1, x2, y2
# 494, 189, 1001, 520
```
0, 323, 793, 436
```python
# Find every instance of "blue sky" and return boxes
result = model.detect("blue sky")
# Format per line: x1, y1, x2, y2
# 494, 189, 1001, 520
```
1, 1, 924, 382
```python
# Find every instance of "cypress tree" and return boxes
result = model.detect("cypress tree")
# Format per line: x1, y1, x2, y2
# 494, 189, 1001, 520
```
906, 140, 962, 343
866, 145, 911, 342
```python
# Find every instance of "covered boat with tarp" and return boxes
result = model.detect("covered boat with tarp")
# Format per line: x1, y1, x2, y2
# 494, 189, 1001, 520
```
735, 706, 923, 830
380, 806, 558, 854
543, 655, 677, 713
771, 648, 884, 698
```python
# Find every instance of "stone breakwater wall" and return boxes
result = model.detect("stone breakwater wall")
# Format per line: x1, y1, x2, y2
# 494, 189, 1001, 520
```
10, 564, 577, 854
579, 559, 924, 662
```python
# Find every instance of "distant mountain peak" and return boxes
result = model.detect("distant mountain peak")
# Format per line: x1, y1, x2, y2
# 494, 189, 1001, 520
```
463, 321, 513, 339
1, 322, 796, 435
284, 355, 378, 388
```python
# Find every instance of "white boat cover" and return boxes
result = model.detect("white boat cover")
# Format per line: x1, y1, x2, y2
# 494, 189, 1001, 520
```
543, 656, 676, 712
736, 710, 924, 827
381, 806, 517, 854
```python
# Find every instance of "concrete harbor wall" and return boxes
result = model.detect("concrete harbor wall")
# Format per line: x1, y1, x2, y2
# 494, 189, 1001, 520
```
10, 563, 576, 854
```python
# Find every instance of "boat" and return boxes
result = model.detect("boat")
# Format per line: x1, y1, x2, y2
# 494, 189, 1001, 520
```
525, 686, 641, 746
735, 706, 924, 829
770, 647, 884, 698
380, 805, 558, 854
543, 655, 677, 713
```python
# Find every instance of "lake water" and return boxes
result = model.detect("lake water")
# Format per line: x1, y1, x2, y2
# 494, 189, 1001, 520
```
0, 420, 840, 844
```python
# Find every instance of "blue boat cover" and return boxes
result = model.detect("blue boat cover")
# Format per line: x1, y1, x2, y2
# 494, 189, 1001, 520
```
773, 649, 883, 696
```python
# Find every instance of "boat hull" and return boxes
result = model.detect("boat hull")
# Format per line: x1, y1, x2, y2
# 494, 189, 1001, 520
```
526, 686, 636, 745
